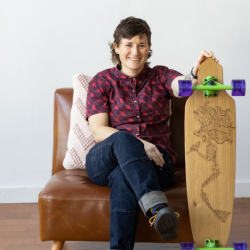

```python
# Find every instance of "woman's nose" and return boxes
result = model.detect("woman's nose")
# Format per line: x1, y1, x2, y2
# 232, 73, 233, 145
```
131, 46, 139, 55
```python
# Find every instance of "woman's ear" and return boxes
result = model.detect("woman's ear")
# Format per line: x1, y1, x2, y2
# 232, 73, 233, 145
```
113, 42, 119, 54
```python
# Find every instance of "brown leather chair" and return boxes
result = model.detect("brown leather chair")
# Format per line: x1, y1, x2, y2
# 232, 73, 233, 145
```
38, 88, 193, 250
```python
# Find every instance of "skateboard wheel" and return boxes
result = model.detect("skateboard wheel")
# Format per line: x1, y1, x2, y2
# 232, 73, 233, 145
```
180, 242, 194, 250
231, 80, 246, 96
233, 242, 247, 250
178, 80, 192, 96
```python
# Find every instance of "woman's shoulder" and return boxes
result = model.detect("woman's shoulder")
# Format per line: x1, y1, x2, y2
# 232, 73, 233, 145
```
92, 67, 116, 81
150, 65, 182, 76
88, 67, 116, 92
150, 65, 170, 72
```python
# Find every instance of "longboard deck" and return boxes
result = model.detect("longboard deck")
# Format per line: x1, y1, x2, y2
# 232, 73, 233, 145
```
185, 58, 236, 247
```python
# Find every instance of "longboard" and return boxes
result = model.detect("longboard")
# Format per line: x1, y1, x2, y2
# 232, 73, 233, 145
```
185, 58, 236, 248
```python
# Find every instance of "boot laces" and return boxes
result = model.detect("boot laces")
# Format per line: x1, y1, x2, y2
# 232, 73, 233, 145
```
149, 211, 180, 227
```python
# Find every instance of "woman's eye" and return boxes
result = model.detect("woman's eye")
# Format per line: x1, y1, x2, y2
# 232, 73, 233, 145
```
125, 44, 145, 48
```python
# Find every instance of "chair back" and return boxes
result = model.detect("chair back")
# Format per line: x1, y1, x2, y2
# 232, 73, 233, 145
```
52, 89, 73, 175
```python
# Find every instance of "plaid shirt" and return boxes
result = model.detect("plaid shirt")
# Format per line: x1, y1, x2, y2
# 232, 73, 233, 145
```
85, 65, 182, 163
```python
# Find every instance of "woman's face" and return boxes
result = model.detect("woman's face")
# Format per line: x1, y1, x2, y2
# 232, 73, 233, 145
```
114, 34, 151, 77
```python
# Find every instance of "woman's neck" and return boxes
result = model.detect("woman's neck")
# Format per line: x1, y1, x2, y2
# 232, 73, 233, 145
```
119, 65, 144, 77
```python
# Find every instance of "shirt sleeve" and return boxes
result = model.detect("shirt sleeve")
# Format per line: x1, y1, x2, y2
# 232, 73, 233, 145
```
158, 66, 183, 99
85, 74, 110, 122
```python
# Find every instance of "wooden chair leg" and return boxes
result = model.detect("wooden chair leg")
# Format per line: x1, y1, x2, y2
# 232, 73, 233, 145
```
51, 241, 65, 250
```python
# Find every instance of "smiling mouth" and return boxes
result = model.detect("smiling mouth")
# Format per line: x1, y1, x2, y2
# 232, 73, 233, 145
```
128, 58, 141, 61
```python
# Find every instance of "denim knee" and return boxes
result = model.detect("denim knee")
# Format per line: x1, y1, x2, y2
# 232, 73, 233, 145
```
110, 131, 148, 167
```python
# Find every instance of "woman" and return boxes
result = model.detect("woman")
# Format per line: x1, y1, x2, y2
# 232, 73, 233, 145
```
85, 16, 218, 250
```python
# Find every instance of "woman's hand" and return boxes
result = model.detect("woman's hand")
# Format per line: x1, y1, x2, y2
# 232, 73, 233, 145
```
171, 51, 219, 97
139, 138, 165, 167
193, 51, 219, 76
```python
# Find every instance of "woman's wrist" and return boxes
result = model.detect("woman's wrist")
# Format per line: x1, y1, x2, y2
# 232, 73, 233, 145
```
183, 72, 198, 87
192, 65, 198, 76
184, 72, 195, 81
191, 67, 197, 79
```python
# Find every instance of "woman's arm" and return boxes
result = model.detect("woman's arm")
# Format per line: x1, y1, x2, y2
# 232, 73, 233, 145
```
171, 51, 219, 98
88, 112, 119, 143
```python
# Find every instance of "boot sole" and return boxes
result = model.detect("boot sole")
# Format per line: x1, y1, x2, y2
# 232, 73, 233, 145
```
154, 207, 179, 241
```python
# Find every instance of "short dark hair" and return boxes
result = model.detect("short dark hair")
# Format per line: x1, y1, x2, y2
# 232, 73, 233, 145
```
109, 16, 152, 68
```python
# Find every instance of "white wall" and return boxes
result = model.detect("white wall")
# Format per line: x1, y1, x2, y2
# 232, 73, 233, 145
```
0, 0, 249, 203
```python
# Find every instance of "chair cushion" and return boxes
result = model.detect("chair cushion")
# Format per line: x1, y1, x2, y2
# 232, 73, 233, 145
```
39, 168, 193, 242
63, 74, 95, 170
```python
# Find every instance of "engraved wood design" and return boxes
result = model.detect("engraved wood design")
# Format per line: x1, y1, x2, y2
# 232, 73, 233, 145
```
185, 58, 236, 248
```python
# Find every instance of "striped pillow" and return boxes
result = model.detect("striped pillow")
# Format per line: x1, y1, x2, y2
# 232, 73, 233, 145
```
63, 74, 95, 169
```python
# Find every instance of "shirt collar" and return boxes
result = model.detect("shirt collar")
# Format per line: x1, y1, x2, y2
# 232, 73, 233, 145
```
114, 65, 150, 82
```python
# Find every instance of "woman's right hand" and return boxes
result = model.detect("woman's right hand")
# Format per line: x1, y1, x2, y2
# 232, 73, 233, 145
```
193, 51, 219, 76
139, 139, 165, 167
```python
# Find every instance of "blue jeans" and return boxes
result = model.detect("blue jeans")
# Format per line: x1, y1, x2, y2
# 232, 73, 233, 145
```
85, 131, 175, 250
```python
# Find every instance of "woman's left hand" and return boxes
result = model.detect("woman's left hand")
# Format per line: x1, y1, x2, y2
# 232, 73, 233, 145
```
193, 51, 219, 76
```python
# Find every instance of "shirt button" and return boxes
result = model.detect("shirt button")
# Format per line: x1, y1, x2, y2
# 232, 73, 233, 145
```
127, 82, 129, 84
133, 78, 135, 80
137, 116, 140, 118
139, 81, 141, 83
132, 90, 135, 92
136, 134, 139, 136
134, 100, 137, 103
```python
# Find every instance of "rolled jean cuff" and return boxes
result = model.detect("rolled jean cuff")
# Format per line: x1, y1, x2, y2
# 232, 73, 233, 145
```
138, 191, 168, 218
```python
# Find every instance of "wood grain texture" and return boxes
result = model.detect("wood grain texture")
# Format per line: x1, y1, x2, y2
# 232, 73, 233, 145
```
185, 58, 236, 247
0, 201, 249, 249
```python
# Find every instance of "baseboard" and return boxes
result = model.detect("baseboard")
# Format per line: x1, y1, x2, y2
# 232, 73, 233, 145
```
235, 182, 250, 198
0, 183, 249, 203
0, 187, 43, 203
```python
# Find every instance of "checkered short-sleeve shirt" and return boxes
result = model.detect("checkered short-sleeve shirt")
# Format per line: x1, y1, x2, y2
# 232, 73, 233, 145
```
85, 65, 183, 163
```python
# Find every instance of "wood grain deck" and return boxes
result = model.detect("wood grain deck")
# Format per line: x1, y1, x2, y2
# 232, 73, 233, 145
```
185, 59, 236, 247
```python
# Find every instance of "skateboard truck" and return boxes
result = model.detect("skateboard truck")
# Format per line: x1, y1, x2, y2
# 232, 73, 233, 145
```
178, 76, 246, 97
180, 240, 247, 250
205, 239, 219, 248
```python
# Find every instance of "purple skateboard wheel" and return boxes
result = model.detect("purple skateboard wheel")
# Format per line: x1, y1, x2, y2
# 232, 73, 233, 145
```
180, 242, 194, 250
179, 80, 192, 96
232, 80, 246, 96
233, 242, 247, 250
